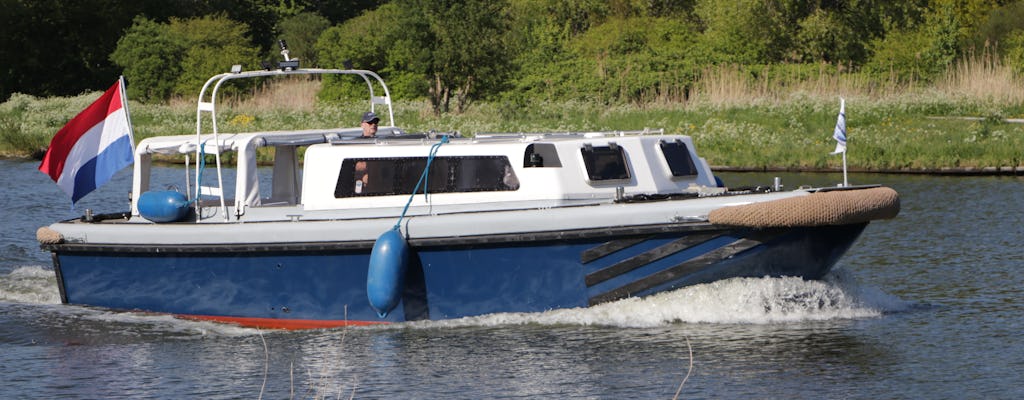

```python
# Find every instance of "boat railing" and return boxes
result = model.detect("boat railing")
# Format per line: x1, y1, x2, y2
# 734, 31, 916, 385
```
473, 128, 664, 141
193, 67, 395, 221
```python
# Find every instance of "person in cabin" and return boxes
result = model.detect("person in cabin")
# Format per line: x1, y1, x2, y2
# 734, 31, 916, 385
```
361, 111, 379, 137
354, 111, 380, 193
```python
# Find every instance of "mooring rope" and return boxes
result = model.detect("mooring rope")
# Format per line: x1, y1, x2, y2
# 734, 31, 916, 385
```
393, 136, 449, 231
191, 141, 208, 205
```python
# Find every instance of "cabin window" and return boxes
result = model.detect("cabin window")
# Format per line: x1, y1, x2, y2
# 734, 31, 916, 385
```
659, 139, 699, 177
523, 143, 562, 167
334, 156, 520, 197
581, 143, 630, 181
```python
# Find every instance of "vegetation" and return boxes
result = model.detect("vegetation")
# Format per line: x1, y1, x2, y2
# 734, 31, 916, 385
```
3, 0, 1024, 171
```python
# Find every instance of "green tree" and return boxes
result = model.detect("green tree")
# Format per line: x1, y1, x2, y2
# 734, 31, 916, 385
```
796, 9, 861, 64
692, 0, 795, 64
315, 3, 420, 101
415, 0, 514, 113
0, 0, 162, 100
1005, 30, 1024, 74
110, 17, 185, 102
317, 0, 514, 114
277, 12, 331, 67
111, 15, 259, 102
170, 15, 260, 97
864, 2, 964, 82
973, 1, 1024, 52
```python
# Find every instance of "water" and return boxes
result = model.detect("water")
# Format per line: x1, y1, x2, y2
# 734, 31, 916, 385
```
2, 158, 1023, 399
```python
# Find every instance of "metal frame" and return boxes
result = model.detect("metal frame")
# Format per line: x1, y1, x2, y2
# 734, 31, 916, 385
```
193, 68, 395, 220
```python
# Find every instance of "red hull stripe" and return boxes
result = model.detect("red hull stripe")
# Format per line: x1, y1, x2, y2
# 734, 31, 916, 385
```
178, 314, 388, 330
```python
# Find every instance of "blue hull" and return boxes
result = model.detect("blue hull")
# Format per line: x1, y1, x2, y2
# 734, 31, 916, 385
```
48, 223, 867, 328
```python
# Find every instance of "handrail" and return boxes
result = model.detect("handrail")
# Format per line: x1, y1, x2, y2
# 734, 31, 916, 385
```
193, 68, 396, 221
473, 128, 665, 140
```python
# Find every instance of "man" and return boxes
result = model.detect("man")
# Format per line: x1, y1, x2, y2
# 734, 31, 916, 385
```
355, 111, 380, 192
361, 111, 380, 137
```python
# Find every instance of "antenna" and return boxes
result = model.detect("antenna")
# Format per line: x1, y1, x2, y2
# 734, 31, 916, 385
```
277, 39, 299, 71
279, 39, 290, 61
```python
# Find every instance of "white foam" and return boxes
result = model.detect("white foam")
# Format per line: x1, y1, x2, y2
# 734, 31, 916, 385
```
2, 265, 910, 335
0, 266, 62, 305
74, 309, 260, 338
407, 269, 911, 329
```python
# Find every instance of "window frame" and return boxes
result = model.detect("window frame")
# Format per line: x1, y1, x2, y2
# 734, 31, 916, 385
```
580, 143, 631, 183
334, 155, 520, 198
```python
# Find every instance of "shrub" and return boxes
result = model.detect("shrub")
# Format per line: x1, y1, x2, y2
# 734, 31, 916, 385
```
110, 17, 185, 103
168, 15, 260, 98
111, 15, 259, 103
277, 12, 331, 67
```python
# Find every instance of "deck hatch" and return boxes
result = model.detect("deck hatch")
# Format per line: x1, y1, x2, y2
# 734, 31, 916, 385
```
581, 143, 630, 181
659, 139, 699, 177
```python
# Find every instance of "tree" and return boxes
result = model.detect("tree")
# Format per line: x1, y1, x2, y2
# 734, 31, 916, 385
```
692, 0, 795, 64
0, 0, 152, 100
278, 12, 332, 67
317, 0, 514, 114
110, 17, 185, 102
169, 15, 260, 97
863, 2, 964, 82
316, 3, 420, 101
111, 15, 259, 103
413, 0, 514, 113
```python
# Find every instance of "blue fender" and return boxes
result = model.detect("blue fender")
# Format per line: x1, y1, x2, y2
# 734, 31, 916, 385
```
138, 191, 190, 223
367, 229, 409, 318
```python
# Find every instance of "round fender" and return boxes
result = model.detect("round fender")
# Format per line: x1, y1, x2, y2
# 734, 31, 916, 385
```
367, 229, 409, 318
138, 191, 190, 223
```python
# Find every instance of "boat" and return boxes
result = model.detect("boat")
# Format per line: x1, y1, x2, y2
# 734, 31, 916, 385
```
37, 61, 900, 329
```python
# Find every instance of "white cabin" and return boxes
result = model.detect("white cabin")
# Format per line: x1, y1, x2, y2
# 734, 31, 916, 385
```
126, 68, 721, 224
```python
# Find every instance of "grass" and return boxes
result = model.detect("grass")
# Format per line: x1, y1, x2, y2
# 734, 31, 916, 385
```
3, 58, 1024, 171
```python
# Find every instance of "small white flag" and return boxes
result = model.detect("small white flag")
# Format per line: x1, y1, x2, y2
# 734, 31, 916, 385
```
831, 98, 846, 155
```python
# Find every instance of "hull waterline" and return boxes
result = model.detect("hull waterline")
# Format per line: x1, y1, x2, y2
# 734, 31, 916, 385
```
48, 222, 867, 329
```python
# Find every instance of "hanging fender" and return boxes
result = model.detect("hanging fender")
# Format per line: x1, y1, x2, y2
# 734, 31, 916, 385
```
367, 229, 409, 318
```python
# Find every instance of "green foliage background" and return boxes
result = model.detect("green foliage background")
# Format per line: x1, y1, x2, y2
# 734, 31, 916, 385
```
3, 0, 1024, 171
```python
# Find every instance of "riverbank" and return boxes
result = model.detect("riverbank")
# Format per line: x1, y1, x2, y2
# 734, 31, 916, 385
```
3, 81, 1023, 171
714, 165, 1024, 176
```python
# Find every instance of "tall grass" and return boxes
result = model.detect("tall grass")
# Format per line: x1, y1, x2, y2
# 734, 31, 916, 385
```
4, 57, 1023, 171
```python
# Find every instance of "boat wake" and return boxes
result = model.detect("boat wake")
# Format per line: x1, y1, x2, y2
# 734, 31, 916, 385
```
0, 265, 61, 305
1, 265, 912, 333
418, 268, 913, 329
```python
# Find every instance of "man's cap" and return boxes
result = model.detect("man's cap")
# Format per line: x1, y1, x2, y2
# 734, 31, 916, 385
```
361, 111, 380, 124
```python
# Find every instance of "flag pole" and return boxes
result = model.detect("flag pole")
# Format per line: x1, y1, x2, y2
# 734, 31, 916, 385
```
830, 97, 848, 187
841, 148, 848, 187
118, 76, 137, 152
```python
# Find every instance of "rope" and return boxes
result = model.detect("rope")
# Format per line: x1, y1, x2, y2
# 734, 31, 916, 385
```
393, 136, 449, 231
708, 186, 900, 228
190, 141, 208, 205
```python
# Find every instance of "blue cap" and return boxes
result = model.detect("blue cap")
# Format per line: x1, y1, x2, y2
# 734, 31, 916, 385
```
361, 111, 380, 124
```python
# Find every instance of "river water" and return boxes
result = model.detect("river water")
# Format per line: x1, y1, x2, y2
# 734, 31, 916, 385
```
1, 158, 1022, 399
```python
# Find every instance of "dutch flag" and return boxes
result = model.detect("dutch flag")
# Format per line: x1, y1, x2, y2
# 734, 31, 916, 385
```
831, 98, 847, 155
39, 77, 135, 203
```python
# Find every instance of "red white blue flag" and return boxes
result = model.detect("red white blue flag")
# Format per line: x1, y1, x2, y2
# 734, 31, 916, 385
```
39, 77, 135, 203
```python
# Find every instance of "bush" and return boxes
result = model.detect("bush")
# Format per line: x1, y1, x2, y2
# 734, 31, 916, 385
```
864, 4, 962, 83
277, 12, 331, 67
1006, 31, 1024, 75
316, 4, 405, 101
169, 15, 260, 98
110, 17, 185, 103
110, 15, 260, 103
511, 16, 701, 104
